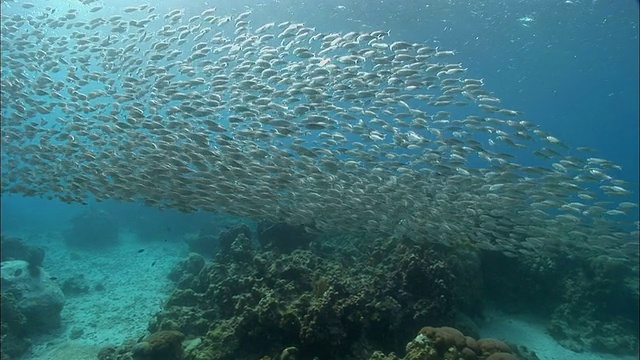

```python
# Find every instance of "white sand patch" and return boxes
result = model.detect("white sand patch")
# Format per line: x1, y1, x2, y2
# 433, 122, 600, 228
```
13, 230, 189, 360
479, 308, 637, 360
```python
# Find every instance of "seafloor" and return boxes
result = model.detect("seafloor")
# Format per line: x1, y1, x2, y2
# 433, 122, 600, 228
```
1, 216, 638, 360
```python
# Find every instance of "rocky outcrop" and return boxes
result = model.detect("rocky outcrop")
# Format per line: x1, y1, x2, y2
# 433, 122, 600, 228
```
1, 260, 65, 332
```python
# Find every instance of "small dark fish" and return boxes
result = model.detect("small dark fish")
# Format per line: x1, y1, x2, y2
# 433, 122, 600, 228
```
137, 249, 145, 253
50, 276, 58, 281
151, 260, 157, 267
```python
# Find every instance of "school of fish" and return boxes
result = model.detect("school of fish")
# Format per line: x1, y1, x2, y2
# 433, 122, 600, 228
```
1, 2, 638, 264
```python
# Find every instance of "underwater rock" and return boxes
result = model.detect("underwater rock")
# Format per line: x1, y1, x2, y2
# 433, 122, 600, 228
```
1, 235, 45, 276
547, 315, 638, 355
545, 254, 639, 355
97, 346, 118, 360
1, 260, 65, 332
1, 236, 31, 262
225, 233, 254, 262
418, 326, 467, 351
168, 252, 206, 289
454, 312, 481, 340
61, 274, 91, 296
187, 222, 252, 257
25, 246, 45, 277
480, 246, 638, 356
185, 235, 216, 257
70, 326, 84, 340
218, 223, 253, 255
485, 353, 518, 360
165, 288, 202, 308
185, 227, 218, 257
476, 338, 513, 357
97, 338, 140, 360
131, 330, 185, 360
589, 326, 639, 356
257, 221, 314, 253
0, 291, 32, 360
279, 346, 299, 360
0, 291, 27, 333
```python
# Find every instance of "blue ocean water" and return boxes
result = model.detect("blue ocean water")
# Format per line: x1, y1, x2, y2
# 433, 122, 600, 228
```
1, 1, 638, 359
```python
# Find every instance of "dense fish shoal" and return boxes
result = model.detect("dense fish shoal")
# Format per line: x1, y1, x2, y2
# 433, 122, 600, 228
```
0, 2, 638, 266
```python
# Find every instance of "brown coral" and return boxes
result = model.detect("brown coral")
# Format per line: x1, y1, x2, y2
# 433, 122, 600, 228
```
132, 330, 185, 360
461, 346, 478, 360
476, 338, 512, 357
419, 326, 466, 351
486, 352, 518, 360
385, 326, 529, 360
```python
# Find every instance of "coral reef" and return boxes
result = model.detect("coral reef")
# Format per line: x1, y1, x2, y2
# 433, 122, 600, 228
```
546, 254, 638, 354
481, 249, 639, 355
218, 223, 253, 254
98, 223, 637, 359
167, 253, 206, 289
369, 326, 537, 360
144, 230, 483, 359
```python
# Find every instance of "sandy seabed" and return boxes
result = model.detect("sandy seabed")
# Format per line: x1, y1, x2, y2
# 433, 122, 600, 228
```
479, 308, 637, 360
14, 230, 188, 360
